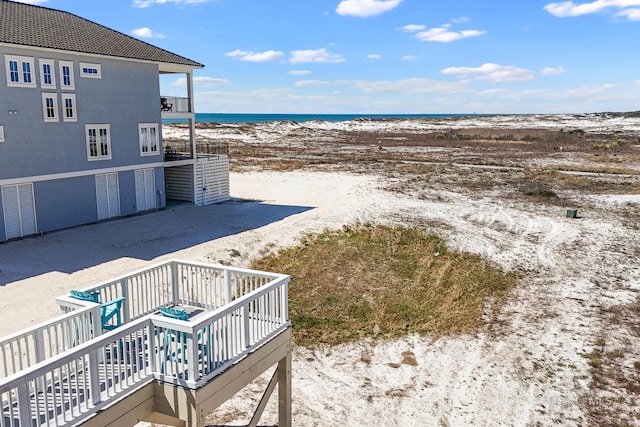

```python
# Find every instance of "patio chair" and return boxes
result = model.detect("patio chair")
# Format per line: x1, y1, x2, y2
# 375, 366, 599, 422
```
160, 306, 208, 374
70, 290, 125, 331
160, 97, 173, 112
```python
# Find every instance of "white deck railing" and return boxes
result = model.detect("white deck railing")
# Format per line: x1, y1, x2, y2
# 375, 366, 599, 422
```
0, 260, 289, 427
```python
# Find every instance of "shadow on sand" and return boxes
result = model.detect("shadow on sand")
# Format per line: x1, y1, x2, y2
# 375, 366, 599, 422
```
0, 199, 313, 286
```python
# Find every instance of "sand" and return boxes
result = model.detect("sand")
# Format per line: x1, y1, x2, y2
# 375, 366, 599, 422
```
1, 115, 639, 426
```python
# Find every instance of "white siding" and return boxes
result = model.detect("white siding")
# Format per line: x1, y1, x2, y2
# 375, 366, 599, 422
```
135, 168, 156, 212
96, 173, 120, 220
195, 156, 230, 206
2, 183, 37, 239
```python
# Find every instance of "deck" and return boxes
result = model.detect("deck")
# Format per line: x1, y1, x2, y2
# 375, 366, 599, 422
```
0, 260, 291, 427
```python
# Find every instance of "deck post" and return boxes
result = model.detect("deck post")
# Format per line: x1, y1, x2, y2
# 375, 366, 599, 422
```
17, 381, 32, 426
224, 269, 231, 304
278, 345, 292, 427
242, 304, 250, 349
34, 328, 45, 363
171, 261, 180, 305
88, 348, 102, 406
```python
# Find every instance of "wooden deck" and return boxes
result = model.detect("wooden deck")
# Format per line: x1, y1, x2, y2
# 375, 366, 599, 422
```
0, 260, 291, 427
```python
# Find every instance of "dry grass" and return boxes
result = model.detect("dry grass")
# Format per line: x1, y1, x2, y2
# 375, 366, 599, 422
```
252, 224, 518, 346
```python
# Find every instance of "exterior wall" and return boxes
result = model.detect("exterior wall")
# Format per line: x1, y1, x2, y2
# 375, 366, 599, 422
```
0, 45, 169, 241
0, 45, 163, 179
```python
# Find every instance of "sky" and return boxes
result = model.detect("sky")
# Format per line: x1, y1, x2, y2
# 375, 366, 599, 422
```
13, 0, 640, 114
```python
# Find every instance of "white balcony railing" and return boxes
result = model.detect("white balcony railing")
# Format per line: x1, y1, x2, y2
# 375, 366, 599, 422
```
0, 260, 289, 427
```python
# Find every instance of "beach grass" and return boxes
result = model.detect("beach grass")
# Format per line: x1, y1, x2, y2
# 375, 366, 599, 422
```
252, 224, 518, 346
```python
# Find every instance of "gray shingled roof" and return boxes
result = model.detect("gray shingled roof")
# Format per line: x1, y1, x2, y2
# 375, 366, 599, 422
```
0, 0, 203, 68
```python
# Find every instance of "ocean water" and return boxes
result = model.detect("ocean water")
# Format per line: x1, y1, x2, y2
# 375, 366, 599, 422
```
163, 113, 471, 125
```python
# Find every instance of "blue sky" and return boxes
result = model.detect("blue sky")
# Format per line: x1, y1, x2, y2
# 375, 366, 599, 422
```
16, 0, 640, 114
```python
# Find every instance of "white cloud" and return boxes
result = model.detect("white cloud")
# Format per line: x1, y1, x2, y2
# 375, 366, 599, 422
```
617, 7, 640, 18
289, 48, 345, 64
171, 76, 230, 86
541, 66, 566, 75
295, 80, 350, 87
402, 24, 426, 32
416, 27, 486, 42
133, 0, 211, 7
353, 78, 469, 94
289, 70, 311, 76
544, 0, 640, 17
367, 54, 382, 59
131, 27, 165, 38
442, 63, 535, 82
452, 16, 470, 23
225, 49, 284, 62
336, 0, 402, 17
402, 55, 416, 61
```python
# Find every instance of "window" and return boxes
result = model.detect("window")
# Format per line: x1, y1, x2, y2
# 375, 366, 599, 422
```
0, 126, 5, 143
62, 94, 77, 122
138, 123, 159, 156
4, 55, 36, 87
79, 62, 101, 79
39, 59, 56, 88
59, 61, 74, 89
86, 125, 111, 160
41, 93, 59, 122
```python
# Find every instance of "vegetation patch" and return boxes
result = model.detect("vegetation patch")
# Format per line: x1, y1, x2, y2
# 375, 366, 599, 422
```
252, 224, 517, 346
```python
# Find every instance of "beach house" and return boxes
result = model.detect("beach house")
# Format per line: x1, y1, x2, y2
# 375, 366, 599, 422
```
0, 0, 229, 242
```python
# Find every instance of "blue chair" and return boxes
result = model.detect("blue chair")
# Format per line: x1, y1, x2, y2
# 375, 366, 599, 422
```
70, 290, 125, 331
160, 307, 208, 374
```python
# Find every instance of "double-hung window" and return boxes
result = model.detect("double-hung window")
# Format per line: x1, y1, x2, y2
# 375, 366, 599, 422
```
139, 123, 159, 156
39, 59, 56, 88
41, 93, 59, 122
4, 55, 36, 87
59, 61, 74, 90
62, 94, 77, 122
86, 125, 111, 160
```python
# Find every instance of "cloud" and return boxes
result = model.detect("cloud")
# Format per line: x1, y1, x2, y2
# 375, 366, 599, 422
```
402, 24, 426, 32
367, 54, 382, 59
131, 27, 165, 38
171, 76, 230, 86
541, 66, 566, 75
133, 0, 211, 7
336, 0, 402, 17
416, 27, 486, 42
617, 7, 640, 18
442, 63, 535, 82
289, 70, 312, 76
295, 80, 348, 87
225, 49, 284, 62
353, 77, 469, 94
543, 0, 640, 17
402, 55, 416, 61
289, 48, 345, 64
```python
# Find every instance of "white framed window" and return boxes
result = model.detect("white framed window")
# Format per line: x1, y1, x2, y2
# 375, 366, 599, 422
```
4, 55, 36, 88
59, 61, 74, 90
62, 94, 77, 122
39, 58, 56, 88
79, 62, 101, 79
86, 124, 111, 160
138, 123, 159, 156
41, 93, 59, 122
0, 126, 5, 143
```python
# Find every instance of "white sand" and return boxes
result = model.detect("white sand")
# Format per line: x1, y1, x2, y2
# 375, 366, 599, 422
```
1, 118, 639, 425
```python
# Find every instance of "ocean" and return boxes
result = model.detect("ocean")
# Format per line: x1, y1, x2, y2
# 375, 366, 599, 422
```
163, 113, 472, 125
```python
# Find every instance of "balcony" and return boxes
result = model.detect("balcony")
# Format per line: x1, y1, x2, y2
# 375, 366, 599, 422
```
164, 140, 229, 161
160, 96, 191, 114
